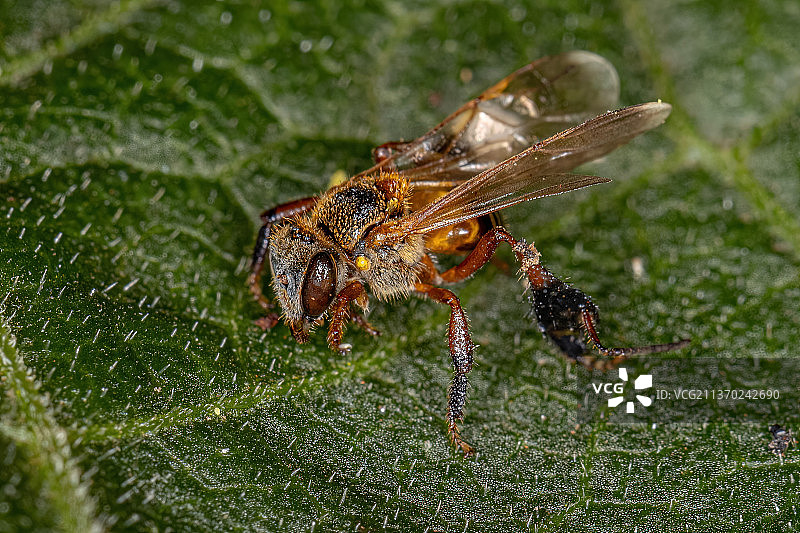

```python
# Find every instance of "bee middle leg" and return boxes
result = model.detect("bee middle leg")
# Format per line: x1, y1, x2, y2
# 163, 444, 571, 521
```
414, 283, 476, 457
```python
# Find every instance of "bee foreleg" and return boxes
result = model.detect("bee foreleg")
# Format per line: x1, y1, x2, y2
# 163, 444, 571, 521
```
415, 283, 476, 458
350, 312, 381, 337
326, 281, 367, 354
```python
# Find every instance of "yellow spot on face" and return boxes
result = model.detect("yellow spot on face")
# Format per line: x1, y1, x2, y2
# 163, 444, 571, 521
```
355, 256, 371, 271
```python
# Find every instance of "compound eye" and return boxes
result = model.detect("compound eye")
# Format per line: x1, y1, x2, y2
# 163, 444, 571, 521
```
301, 252, 337, 318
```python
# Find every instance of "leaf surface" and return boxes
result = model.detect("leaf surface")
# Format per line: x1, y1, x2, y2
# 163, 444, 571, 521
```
1, 1, 799, 531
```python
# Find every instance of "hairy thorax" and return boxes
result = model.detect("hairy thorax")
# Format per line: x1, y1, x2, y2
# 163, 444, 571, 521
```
309, 173, 425, 300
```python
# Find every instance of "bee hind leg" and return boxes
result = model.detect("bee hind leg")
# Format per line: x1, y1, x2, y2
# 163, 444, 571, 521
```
515, 240, 690, 369
432, 229, 686, 368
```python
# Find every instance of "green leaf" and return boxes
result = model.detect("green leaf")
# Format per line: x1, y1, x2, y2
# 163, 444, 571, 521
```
1, 0, 799, 531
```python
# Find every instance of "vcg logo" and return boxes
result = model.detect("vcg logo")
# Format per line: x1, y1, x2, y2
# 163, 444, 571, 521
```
591, 367, 653, 413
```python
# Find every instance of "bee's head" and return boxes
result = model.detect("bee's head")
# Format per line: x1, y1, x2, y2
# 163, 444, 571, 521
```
269, 220, 341, 342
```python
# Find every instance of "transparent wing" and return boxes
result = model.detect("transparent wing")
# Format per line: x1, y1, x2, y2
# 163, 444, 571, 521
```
396, 102, 672, 234
356, 50, 621, 184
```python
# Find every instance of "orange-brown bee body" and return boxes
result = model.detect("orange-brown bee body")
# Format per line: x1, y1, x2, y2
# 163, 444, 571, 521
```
409, 185, 500, 254
249, 51, 689, 456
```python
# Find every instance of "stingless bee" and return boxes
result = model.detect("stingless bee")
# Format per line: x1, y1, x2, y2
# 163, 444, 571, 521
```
249, 51, 689, 456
